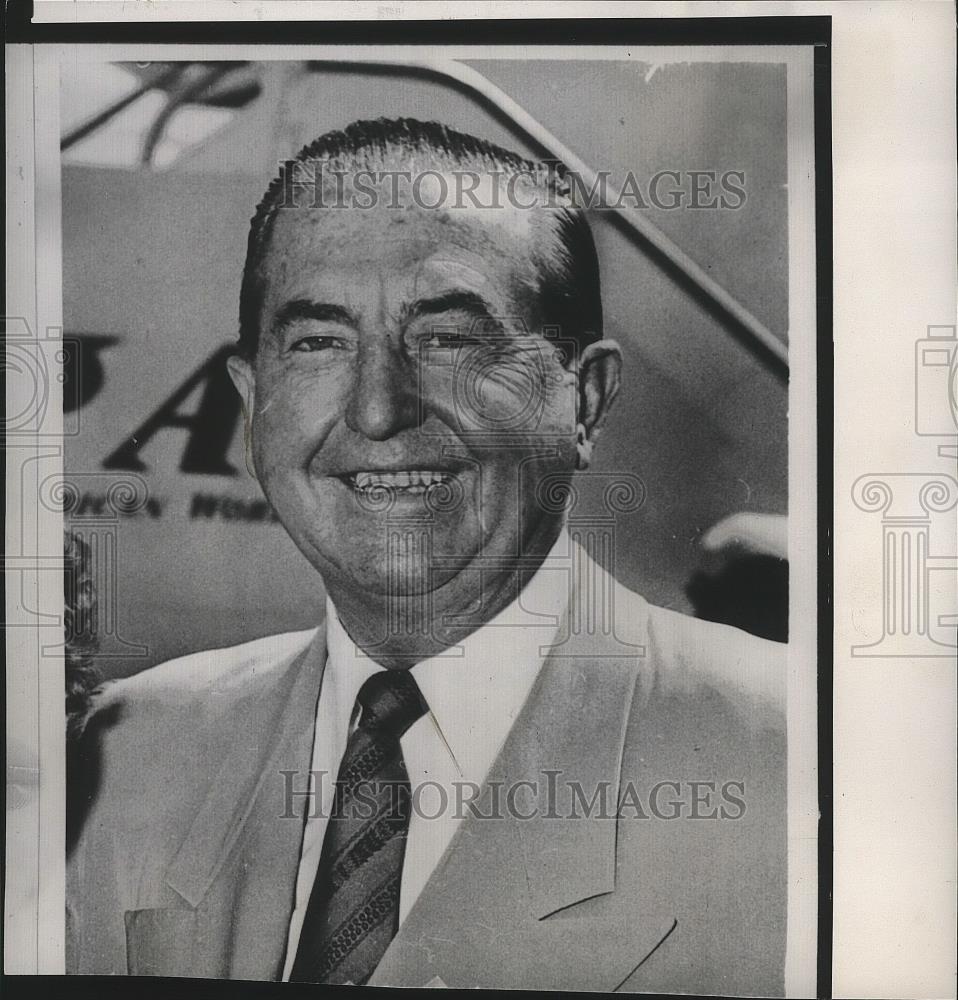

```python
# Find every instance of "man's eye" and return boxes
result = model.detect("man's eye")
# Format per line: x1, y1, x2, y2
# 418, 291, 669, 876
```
289, 335, 343, 353
422, 331, 484, 350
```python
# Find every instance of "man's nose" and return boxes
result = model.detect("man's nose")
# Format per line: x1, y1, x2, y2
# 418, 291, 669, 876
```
344, 333, 421, 440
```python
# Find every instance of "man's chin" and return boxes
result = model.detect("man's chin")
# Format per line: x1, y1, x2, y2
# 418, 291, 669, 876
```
330, 550, 473, 600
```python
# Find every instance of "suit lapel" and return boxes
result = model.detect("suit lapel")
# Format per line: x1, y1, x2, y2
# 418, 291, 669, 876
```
371, 611, 678, 990
222, 630, 329, 979
509, 642, 636, 919
125, 629, 327, 980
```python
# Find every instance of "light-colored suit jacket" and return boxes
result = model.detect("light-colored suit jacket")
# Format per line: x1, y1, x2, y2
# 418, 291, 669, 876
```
67, 570, 786, 994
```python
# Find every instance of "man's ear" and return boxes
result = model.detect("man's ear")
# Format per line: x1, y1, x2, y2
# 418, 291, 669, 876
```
226, 354, 257, 477
577, 339, 622, 455
226, 353, 255, 417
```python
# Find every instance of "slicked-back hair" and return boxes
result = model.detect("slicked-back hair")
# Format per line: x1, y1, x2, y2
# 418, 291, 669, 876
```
237, 117, 603, 361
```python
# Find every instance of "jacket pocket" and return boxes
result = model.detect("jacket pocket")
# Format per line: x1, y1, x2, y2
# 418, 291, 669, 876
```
124, 908, 198, 976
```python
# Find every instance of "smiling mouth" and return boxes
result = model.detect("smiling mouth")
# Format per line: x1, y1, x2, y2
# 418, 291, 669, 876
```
340, 470, 457, 495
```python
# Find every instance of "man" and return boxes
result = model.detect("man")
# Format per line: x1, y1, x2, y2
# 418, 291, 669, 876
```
67, 118, 786, 994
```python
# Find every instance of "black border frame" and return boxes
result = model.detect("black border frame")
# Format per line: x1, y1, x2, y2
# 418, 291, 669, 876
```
2, 6, 834, 999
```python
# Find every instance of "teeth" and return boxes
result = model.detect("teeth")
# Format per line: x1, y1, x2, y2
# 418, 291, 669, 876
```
350, 470, 451, 491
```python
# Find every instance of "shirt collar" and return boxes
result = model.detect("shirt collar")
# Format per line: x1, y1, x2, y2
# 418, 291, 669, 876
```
324, 530, 571, 783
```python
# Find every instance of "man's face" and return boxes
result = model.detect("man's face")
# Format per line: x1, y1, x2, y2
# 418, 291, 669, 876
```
229, 200, 582, 601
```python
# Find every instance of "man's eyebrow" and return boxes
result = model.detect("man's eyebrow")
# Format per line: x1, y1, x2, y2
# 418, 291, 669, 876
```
402, 290, 503, 330
273, 299, 359, 330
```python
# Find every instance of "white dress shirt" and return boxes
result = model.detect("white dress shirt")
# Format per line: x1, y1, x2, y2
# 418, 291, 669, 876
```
281, 531, 571, 979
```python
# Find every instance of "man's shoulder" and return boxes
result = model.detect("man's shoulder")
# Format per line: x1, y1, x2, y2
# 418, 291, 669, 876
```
82, 627, 321, 771
74, 628, 321, 822
93, 627, 319, 715
608, 578, 786, 732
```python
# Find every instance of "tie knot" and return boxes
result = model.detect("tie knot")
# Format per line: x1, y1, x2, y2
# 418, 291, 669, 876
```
355, 669, 427, 739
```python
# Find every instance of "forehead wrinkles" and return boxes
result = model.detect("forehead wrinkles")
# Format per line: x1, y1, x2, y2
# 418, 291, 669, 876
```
260, 205, 562, 304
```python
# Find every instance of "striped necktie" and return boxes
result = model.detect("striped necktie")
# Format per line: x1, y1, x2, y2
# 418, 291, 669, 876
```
289, 668, 428, 984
